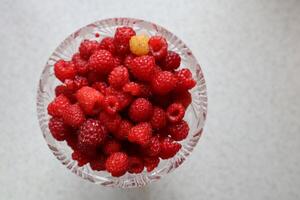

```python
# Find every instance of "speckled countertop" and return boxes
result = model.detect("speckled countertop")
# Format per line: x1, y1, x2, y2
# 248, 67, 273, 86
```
0, 0, 300, 199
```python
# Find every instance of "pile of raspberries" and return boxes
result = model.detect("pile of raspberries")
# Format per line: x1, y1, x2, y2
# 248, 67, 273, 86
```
47, 26, 196, 177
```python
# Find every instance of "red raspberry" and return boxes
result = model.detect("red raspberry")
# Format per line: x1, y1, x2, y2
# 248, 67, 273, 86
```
76, 86, 104, 115
64, 76, 88, 91
151, 71, 177, 95
103, 139, 121, 155
86, 71, 105, 85
90, 155, 106, 171
122, 82, 142, 96
144, 157, 160, 172
161, 51, 181, 70
129, 55, 155, 81
143, 135, 161, 157
174, 69, 196, 91
114, 120, 132, 140
113, 56, 123, 68
159, 137, 181, 159
88, 50, 114, 74
106, 87, 132, 110
99, 37, 116, 55
103, 95, 120, 115
150, 106, 167, 129
166, 103, 185, 123
124, 54, 136, 69
108, 66, 129, 88
55, 85, 69, 97
105, 152, 129, 177
148, 36, 168, 61
168, 120, 189, 141
129, 98, 153, 122
62, 103, 85, 128
139, 84, 152, 98
72, 53, 88, 75
72, 150, 90, 167
66, 134, 78, 150
54, 60, 76, 82
47, 94, 70, 117
99, 112, 121, 133
172, 91, 192, 108
114, 27, 136, 55
48, 117, 70, 141
79, 39, 99, 59
152, 94, 172, 108
153, 64, 162, 76
128, 156, 144, 174
128, 122, 152, 146
92, 82, 107, 94
78, 119, 107, 150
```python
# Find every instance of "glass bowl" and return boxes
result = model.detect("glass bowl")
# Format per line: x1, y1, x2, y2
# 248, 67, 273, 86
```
37, 18, 207, 188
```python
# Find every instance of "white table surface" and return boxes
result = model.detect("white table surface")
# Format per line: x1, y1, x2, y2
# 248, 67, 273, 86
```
0, 0, 300, 199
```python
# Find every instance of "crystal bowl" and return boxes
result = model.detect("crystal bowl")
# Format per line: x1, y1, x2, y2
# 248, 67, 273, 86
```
37, 18, 207, 188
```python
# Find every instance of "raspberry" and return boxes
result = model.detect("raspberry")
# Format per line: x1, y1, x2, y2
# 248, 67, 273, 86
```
90, 155, 106, 171
78, 119, 107, 150
143, 135, 161, 157
99, 37, 116, 54
66, 134, 78, 150
166, 103, 185, 123
103, 95, 120, 115
129, 98, 153, 122
114, 27, 136, 55
148, 36, 168, 61
54, 60, 76, 82
103, 139, 121, 155
174, 69, 196, 91
64, 76, 88, 91
128, 122, 152, 146
92, 82, 107, 94
72, 150, 90, 167
76, 86, 104, 115
79, 39, 99, 59
55, 85, 69, 97
151, 71, 177, 95
129, 55, 155, 81
139, 84, 152, 98
144, 157, 160, 172
150, 106, 167, 129
152, 94, 171, 108
62, 103, 85, 128
72, 53, 88, 75
161, 51, 181, 70
128, 156, 144, 174
48, 117, 70, 141
168, 120, 189, 141
124, 54, 136, 69
122, 82, 142, 96
105, 152, 129, 177
114, 120, 132, 140
99, 112, 121, 133
106, 87, 132, 110
155, 128, 169, 137
159, 137, 181, 159
88, 50, 114, 74
108, 66, 129, 88
47, 94, 70, 117
129, 35, 149, 56
172, 91, 192, 108
153, 64, 162, 76
113, 56, 123, 68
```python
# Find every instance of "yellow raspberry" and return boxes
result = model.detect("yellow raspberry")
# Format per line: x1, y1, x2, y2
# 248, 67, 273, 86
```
129, 35, 150, 56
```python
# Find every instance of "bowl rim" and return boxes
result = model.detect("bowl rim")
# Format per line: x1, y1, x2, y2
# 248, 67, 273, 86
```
37, 17, 208, 188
